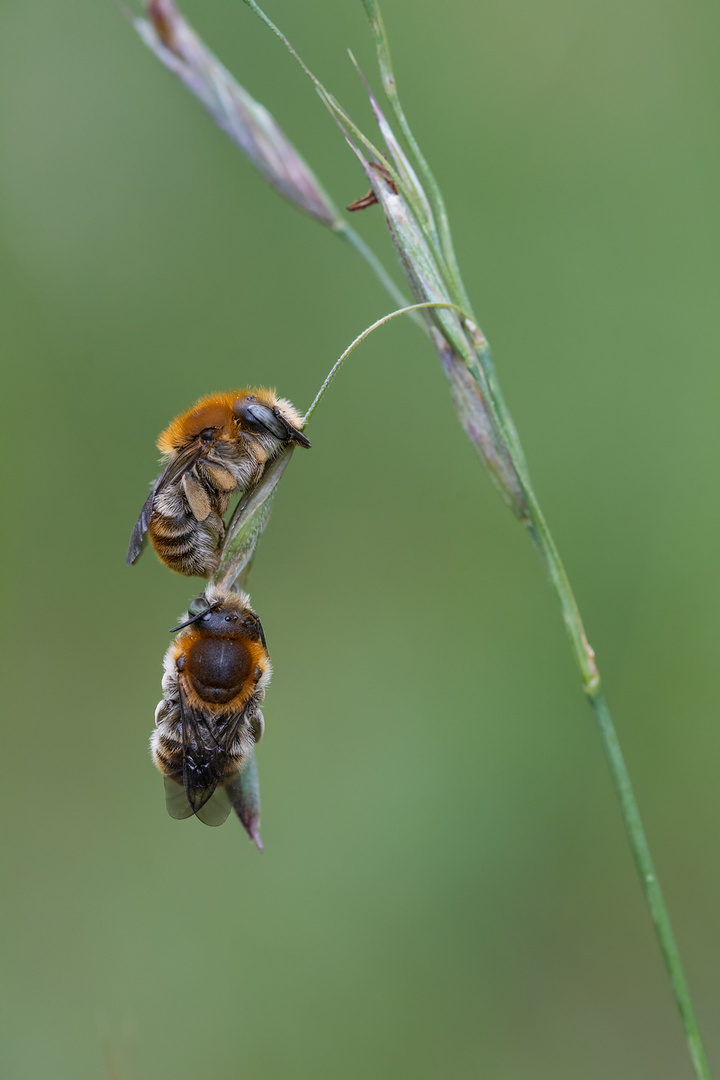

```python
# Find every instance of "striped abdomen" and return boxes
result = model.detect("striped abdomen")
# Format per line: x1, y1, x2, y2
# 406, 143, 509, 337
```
148, 458, 247, 576
151, 695, 253, 788
148, 505, 225, 577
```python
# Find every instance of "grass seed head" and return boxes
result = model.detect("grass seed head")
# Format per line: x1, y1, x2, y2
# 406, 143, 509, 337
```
136, 0, 340, 226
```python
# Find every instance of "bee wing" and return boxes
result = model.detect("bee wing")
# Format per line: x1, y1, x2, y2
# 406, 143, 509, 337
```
163, 776, 233, 826
126, 478, 162, 566
166, 674, 246, 827
126, 441, 206, 565
163, 775, 199, 820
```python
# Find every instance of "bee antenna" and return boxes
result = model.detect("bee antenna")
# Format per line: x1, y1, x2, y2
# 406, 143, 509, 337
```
170, 601, 222, 633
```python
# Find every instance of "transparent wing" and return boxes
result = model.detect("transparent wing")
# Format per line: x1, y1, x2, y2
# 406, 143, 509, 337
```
166, 675, 247, 827
163, 775, 233, 827
126, 441, 206, 565
163, 775, 195, 820
126, 479, 162, 565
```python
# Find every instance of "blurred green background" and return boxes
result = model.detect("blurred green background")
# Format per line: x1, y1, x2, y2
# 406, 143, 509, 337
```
1, 1, 719, 1077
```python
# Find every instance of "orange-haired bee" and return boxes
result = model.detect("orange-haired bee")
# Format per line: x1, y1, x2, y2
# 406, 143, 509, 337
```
127, 389, 310, 577
152, 585, 271, 827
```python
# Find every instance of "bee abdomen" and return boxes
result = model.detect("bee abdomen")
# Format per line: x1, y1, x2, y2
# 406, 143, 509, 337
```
152, 725, 247, 787
150, 513, 196, 540
149, 512, 222, 577
152, 729, 184, 778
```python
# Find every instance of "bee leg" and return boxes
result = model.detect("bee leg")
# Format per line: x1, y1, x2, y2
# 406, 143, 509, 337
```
248, 711, 265, 743
203, 463, 237, 493
204, 551, 222, 576
204, 511, 225, 543
183, 472, 212, 521
195, 513, 225, 576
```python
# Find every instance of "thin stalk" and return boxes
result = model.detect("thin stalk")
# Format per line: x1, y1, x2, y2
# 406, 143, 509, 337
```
240, 0, 321, 90
213, 301, 466, 592
232, 2, 422, 325
239, 0, 384, 163
590, 692, 712, 1080
304, 300, 466, 423
524, 491, 599, 691
489, 386, 712, 1076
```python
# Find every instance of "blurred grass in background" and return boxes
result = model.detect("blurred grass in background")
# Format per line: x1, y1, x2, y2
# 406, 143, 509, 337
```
1, 1, 720, 1077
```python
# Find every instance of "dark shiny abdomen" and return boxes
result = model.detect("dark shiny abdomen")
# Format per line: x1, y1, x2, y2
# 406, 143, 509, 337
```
187, 637, 251, 704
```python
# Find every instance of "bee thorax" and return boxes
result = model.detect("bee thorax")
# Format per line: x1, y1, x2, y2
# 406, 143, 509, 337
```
187, 638, 252, 704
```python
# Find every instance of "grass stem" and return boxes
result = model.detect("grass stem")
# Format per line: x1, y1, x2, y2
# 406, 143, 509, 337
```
590, 692, 712, 1080
488, 376, 712, 1079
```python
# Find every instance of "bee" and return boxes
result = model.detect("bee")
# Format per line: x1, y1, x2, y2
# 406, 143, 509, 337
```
152, 584, 271, 827
127, 388, 310, 577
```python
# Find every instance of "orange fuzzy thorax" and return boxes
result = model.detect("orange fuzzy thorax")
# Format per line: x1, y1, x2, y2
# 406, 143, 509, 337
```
157, 388, 279, 454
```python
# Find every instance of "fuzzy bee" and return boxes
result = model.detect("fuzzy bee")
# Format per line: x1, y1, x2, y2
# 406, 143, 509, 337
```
127, 388, 310, 577
152, 585, 271, 827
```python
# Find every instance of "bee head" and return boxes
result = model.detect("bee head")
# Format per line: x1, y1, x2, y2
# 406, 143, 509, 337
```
233, 395, 311, 448
170, 596, 221, 633
170, 596, 264, 641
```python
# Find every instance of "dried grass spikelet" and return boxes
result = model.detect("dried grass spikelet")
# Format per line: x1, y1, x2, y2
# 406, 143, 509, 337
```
134, 0, 340, 226
345, 131, 529, 522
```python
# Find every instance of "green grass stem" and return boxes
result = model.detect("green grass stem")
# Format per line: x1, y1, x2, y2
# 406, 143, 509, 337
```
484, 314, 713, 1080
589, 692, 712, 1080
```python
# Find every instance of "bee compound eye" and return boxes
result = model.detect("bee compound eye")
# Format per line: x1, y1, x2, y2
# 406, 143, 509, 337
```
176, 655, 186, 672
233, 398, 289, 440
188, 598, 208, 616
